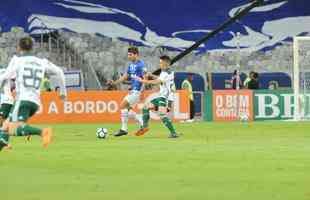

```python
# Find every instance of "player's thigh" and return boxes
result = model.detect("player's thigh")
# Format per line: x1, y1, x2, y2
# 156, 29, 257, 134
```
123, 91, 140, 109
8, 121, 24, 135
2, 119, 9, 131
120, 98, 130, 109
144, 101, 155, 110
158, 106, 168, 114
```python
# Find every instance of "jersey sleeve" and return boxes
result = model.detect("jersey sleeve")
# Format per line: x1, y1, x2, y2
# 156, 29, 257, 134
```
0, 56, 18, 87
44, 59, 67, 97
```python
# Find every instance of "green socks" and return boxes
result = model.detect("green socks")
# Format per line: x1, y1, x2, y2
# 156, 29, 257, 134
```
161, 115, 176, 134
143, 108, 176, 135
16, 125, 42, 136
0, 130, 10, 150
142, 108, 150, 128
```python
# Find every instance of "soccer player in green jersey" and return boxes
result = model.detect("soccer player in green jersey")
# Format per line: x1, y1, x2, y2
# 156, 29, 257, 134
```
134, 55, 178, 138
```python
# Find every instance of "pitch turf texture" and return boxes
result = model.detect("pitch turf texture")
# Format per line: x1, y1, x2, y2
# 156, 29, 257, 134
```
1, 122, 309, 200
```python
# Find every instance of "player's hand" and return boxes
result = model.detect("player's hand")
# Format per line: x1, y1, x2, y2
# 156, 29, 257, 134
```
146, 72, 153, 78
107, 80, 114, 85
134, 76, 143, 82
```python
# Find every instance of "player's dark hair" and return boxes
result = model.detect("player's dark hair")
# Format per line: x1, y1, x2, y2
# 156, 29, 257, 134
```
19, 37, 33, 51
128, 46, 139, 54
160, 55, 171, 65
253, 72, 259, 79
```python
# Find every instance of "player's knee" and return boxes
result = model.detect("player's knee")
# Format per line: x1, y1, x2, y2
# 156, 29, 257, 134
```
120, 100, 130, 109
2, 120, 10, 131
158, 106, 167, 113
159, 112, 167, 120
7, 123, 16, 135
149, 103, 155, 110
143, 103, 152, 110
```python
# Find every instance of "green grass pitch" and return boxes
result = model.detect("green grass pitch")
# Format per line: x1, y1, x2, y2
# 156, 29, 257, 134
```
1, 121, 310, 200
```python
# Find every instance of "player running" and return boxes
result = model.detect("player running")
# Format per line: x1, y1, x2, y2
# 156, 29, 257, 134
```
0, 69, 15, 150
0, 37, 66, 151
134, 55, 179, 138
108, 46, 145, 136
0, 69, 15, 126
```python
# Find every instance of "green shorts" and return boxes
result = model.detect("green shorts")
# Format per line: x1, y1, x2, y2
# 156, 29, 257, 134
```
154, 99, 173, 112
0, 103, 13, 119
10, 101, 39, 122
151, 97, 168, 107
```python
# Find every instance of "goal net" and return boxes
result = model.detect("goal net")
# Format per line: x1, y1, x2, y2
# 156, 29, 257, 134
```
293, 36, 310, 121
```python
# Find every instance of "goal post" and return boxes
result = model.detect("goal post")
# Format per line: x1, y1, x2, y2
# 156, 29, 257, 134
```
293, 36, 310, 121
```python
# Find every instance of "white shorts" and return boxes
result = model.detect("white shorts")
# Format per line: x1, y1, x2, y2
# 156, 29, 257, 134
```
124, 90, 141, 106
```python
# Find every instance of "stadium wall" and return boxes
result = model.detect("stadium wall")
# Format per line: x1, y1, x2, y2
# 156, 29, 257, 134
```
204, 89, 310, 121
29, 89, 308, 123
29, 90, 190, 123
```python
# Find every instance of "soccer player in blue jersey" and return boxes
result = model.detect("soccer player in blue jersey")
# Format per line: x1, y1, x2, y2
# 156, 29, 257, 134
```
108, 47, 145, 136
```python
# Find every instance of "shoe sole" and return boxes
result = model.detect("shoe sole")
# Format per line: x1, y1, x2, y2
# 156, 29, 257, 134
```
114, 133, 128, 137
114, 130, 128, 137
135, 128, 149, 136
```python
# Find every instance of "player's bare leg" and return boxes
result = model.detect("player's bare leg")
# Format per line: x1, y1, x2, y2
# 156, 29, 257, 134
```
0, 117, 5, 127
128, 109, 143, 128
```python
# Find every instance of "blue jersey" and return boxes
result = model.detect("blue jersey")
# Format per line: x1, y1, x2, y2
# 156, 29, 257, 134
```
127, 60, 145, 91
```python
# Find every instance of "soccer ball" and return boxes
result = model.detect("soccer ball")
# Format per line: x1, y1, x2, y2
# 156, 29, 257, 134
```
239, 112, 249, 122
96, 128, 108, 139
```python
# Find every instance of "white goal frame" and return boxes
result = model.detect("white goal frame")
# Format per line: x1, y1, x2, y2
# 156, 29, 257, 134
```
293, 36, 310, 121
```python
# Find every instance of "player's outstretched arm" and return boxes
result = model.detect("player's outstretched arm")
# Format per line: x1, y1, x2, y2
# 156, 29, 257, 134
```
108, 74, 128, 85
146, 72, 158, 80
45, 59, 67, 99
135, 76, 162, 85
0, 56, 18, 87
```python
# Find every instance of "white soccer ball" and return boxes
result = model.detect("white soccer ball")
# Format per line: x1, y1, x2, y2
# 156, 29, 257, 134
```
96, 128, 108, 139
239, 113, 249, 122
